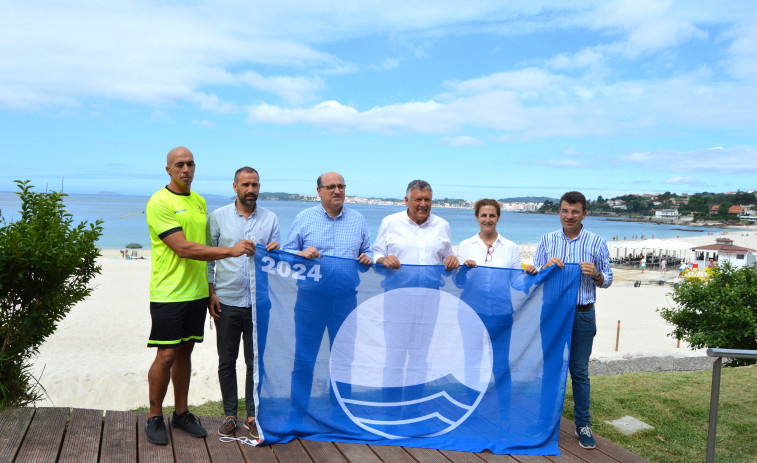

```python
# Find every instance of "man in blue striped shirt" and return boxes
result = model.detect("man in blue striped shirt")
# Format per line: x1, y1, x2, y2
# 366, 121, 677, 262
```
207, 166, 280, 439
283, 172, 372, 428
528, 191, 612, 450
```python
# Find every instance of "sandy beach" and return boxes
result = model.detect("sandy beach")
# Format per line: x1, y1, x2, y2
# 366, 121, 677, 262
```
29, 231, 757, 411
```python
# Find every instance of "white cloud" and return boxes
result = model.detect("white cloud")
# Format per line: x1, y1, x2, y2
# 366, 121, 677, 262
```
442, 136, 482, 146
723, 18, 757, 80
623, 147, 757, 174
662, 176, 705, 186
237, 72, 324, 105
189, 93, 238, 115
192, 120, 215, 128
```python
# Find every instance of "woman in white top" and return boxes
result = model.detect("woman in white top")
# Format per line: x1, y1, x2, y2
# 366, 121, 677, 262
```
456, 198, 521, 269
454, 199, 522, 425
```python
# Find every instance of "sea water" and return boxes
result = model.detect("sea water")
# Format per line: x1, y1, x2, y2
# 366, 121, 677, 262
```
0, 192, 733, 249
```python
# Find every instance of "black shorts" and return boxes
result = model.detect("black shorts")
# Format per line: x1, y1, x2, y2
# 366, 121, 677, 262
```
148, 298, 208, 348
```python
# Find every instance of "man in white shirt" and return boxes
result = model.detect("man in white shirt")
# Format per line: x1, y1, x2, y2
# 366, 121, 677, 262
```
372, 180, 458, 400
372, 179, 459, 270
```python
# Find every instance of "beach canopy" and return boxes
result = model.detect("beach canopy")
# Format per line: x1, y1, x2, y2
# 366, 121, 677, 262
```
608, 239, 696, 252
125, 242, 143, 249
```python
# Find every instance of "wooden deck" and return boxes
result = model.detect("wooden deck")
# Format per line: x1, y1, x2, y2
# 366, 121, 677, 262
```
0, 407, 649, 462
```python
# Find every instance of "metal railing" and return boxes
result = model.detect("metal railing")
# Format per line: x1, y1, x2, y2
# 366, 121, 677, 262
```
706, 348, 757, 463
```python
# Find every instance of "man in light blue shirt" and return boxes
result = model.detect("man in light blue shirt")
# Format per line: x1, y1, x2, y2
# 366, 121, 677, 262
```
283, 171, 372, 263
283, 171, 372, 429
207, 166, 280, 439
527, 190, 612, 450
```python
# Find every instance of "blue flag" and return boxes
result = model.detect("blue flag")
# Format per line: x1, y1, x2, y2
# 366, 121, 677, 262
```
253, 248, 581, 456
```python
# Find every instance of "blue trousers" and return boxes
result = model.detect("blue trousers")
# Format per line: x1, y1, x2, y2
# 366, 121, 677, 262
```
569, 305, 596, 428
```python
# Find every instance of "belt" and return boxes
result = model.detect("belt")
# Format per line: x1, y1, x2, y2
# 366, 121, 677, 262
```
576, 304, 594, 312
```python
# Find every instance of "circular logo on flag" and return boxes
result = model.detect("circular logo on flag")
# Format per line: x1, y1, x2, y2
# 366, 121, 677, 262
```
330, 287, 492, 439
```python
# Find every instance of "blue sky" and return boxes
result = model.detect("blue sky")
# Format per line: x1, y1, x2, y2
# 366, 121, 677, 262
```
2, 1, 756, 200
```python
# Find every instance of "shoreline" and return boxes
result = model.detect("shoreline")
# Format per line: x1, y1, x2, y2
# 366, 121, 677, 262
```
31, 233, 757, 411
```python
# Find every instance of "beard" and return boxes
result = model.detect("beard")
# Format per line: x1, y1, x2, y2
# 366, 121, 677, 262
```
239, 193, 257, 207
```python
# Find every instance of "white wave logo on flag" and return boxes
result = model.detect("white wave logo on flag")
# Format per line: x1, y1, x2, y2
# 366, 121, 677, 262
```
329, 287, 493, 439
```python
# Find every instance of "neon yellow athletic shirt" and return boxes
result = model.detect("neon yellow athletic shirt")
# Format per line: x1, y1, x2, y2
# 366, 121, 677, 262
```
146, 187, 209, 302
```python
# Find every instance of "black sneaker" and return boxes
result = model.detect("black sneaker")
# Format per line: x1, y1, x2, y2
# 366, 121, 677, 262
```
171, 410, 207, 438
145, 416, 168, 445
575, 425, 596, 449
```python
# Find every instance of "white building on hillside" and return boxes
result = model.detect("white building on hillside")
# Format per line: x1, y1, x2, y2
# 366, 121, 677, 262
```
655, 209, 679, 218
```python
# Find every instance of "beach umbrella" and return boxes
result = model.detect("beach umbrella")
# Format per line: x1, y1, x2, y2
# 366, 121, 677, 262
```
125, 242, 143, 249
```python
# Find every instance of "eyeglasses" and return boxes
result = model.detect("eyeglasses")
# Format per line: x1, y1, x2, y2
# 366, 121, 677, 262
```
559, 208, 583, 216
322, 184, 346, 191
485, 245, 494, 263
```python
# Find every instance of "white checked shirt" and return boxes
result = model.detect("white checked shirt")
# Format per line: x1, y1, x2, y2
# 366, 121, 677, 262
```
372, 211, 453, 265
456, 233, 521, 269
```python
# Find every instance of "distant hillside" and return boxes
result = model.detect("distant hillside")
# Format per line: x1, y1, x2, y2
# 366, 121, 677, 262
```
498, 196, 558, 203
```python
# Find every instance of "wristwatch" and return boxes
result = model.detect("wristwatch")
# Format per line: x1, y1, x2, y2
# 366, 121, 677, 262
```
592, 272, 602, 282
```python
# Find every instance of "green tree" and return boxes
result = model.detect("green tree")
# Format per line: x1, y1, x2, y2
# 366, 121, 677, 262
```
540, 199, 557, 212
658, 262, 757, 366
731, 191, 756, 206
687, 194, 710, 215
0, 181, 102, 406
718, 201, 733, 219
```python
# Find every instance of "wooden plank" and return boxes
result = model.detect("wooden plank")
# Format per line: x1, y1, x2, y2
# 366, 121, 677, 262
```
440, 449, 486, 463
138, 413, 174, 463
558, 419, 647, 463
300, 440, 348, 463
508, 455, 552, 462
403, 446, 452, 463
101, 410, 137, 463
0, 407, 34, 462
239, 442, 279, 463
546, 451, 586, 462
203, 416, 245, 463
271, 440, 314, 463
367, 444, 417, 463
552, 432, 593, 463
58, 408, 103, 463
15, 407, 69, 463
555, 428, 620, 463
476, 450, 520, 462
169, 413, 211, 462
333, 442, 383, 463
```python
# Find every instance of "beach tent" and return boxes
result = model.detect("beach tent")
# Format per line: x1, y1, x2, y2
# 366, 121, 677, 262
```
608, 239, 696, 261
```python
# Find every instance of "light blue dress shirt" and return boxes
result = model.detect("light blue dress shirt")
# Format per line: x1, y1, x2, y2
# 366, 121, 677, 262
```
207, 203, 280, 307
283, 204, 372, 260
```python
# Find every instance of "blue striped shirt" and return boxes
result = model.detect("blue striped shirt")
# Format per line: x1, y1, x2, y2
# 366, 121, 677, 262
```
207, 203, 280, 307
283, 204, 372, 260
533, 226, 612, 305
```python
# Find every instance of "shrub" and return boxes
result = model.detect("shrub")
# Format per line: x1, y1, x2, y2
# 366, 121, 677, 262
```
659, 261, 757, 366
0, 180, 102, 406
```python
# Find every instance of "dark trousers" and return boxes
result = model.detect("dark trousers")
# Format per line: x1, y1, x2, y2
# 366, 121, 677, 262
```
215, 303, 255, 418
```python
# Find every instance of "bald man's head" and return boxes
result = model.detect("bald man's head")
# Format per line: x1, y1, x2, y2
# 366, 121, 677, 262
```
165, 146, 195, 193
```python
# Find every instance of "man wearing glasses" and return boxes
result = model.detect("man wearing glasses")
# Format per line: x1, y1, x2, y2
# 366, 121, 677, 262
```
526, 191, 613, 450
282, 171, 372, 429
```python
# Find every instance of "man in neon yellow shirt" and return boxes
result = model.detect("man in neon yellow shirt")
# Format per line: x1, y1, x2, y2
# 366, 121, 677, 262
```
144, 146, 255, 445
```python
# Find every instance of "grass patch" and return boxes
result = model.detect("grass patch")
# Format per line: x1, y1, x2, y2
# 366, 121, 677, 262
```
564, 364, 757, 463
134, 365, 757, 462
